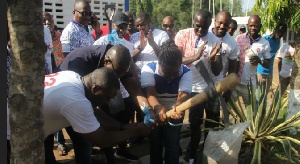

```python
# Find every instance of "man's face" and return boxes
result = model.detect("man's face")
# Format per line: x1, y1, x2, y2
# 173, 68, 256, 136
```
43, 15, 55, 33
92, 88, 118, 106
104, 57, 130, 78
114, 23, 128, 39
128, 17, 135, 32
194, 16, 211, 38
73, 2, 92, 26
274, 27, 286, 39
228, 22, 237, 36
247, 17, 261, 38
162, 18, 174, 38
135, 17, 151, 36
214, 14, 230, 37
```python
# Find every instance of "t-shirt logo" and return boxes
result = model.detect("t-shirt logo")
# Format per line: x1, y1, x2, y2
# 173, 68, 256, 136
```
256, 48, 261, 52
203, 51, 208, 57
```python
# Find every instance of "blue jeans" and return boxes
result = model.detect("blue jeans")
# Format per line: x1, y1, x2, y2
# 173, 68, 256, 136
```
54, 130, 65, 147
149, 118, 182, 164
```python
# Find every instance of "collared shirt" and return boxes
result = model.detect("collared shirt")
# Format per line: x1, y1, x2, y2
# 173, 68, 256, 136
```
210, 28, 239, 82
141, 61, 192, 109
257, 35, 281, 75
175, 28, 221, 93
60, 20, 95, 53
130, 28, 169, 71
236, 33, 271, 85
52, 30, 64, 66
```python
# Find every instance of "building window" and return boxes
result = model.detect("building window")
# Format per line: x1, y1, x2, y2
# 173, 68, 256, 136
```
57, 21, 64, 25
56, 16, 63, 19
55, 3, 62, 7
56, 9, 63, 12
94, 7, 100, 9
44, 2, 52, 6
94, 1, 100, 4
94, 12, 100, 15
45, 9, 52, 12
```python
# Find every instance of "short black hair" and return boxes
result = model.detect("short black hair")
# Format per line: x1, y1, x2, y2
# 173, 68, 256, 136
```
158, 39, 182, 66
275, 22, 287, 31
136, 12, 151, 22
194, 9, 212, 20
231, 19, 237, 25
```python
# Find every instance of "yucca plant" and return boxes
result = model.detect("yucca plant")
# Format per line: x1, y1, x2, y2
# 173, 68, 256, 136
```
227, 82, 300, 164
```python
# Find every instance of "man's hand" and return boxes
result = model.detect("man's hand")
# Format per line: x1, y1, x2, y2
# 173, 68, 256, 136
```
195, 40, 208, 60
146, 29, 155, 46
154, 105, 168, 124
209, 41, 222, 60
249, 55, 261, 66
168, 106, 184, 120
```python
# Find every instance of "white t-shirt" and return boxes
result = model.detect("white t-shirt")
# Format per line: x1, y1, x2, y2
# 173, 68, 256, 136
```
277, 43, 295, 78
188, 32, 221, 93
210, 30, 239, 82
239, 37, 271, 85
93, 34, 134, 98
43, 71, 100, 136
130, 29, 169, 70
44, 26, 53, 73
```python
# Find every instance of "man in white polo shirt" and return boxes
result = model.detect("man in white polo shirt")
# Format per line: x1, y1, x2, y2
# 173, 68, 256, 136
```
210, 11, 239, 102
233, 15, 271, 106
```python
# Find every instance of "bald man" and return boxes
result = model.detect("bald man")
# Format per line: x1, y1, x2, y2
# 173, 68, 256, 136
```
210, 11, 238, 102
54, 44, 152, 163
60, 0, 101, 55
233, 15, 271, 106
161, 16, 175, 39
43, 67, 150, 163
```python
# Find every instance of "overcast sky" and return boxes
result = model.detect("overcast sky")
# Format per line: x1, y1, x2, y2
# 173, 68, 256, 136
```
241, 0, 255, 12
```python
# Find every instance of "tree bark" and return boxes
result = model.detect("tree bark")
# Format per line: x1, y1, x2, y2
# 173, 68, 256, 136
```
286, 34, 300, 135
7, 0, 45, 163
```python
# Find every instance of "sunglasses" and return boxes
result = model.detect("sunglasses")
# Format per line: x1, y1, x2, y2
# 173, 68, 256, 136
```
75, 10, 93, 17
163, 24, 174, 29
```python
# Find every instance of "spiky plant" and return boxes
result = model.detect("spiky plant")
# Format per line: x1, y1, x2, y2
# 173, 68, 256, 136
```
227, 82, 300, 164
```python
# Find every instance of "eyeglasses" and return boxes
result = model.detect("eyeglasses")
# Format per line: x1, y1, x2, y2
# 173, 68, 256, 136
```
163, 24, 174, 29
75, 10, 93, 17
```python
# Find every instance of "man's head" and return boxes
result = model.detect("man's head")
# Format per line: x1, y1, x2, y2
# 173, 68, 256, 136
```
104, 45, 131, 77
272, 22, 287, 39
83, 67, 120, 106
214, 11, 232, 37
43, 12, 55, 33
135, 12, 152, 36
194, 9, 212, 38
125, 11, 136, 34
162, 16, 175, 38
239, 25, 246, 34
73, 0, 92, 26
228, 19, 237, 36
112, 12, 129, 39
247, 15, 262, 38
158, 39, 182, 81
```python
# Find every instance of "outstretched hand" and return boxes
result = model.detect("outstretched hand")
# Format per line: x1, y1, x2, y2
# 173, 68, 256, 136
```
195, 40, 208, 60
209, 41, 222, 59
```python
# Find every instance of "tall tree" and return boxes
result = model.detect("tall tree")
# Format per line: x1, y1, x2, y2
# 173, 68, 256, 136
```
253, 0, 300, 133
7, 0, 45, 163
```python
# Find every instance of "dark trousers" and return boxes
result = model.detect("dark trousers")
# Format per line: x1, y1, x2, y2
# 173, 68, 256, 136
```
189, 92, 220, 159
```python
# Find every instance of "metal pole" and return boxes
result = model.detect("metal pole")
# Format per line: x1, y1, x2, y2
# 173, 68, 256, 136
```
213, 0, 215, 18
246, 0, 250, 16
220, 0, 222, 11
209, 0, 211, 12
231, 0, 233, 15
192, 0, 195, 27
200, 0, 202, 9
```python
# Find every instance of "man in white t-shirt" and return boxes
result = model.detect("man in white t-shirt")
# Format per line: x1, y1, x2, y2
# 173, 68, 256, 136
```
277, 41, 296, 95
175, 9, 222, 164
44, 25, 53, 74
43, 68, 150, 163
233, 15, 271, 106
130, 12, 169, 76
211, 11, 239, 102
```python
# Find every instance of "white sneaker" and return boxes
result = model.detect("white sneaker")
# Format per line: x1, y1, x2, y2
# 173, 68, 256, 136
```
189, 158, 195, 164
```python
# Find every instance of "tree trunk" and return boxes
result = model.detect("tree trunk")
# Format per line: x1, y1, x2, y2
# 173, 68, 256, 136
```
286, 33, 300, 135
7, 0, 45, 163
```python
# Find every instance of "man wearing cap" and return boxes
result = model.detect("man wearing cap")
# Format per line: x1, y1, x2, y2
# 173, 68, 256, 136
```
239, 25, 246, 34
93, 12, 142, 162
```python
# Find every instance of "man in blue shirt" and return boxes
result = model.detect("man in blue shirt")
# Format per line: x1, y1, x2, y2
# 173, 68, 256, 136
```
257, 22, 287, 90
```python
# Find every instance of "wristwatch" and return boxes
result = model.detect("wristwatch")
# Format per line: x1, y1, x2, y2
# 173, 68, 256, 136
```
137, 45, 144, 51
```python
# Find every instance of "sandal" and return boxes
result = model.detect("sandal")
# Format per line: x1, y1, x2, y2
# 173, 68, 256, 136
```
57, 145, 68, 156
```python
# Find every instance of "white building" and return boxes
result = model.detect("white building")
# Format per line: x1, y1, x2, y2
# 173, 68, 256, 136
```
43, 0, 129, 30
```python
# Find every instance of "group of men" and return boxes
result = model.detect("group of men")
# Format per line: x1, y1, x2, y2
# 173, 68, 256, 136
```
7, 0, 297, 164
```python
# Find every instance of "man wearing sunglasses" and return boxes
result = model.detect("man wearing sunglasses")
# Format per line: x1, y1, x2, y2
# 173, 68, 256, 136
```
161, 16, 175, 39
60, 0, 101, 56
